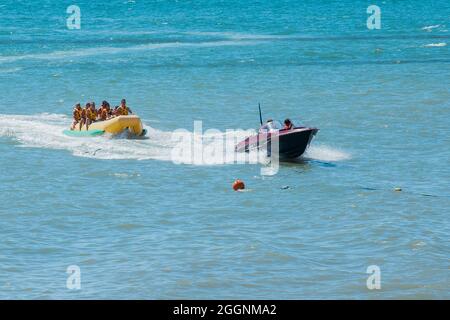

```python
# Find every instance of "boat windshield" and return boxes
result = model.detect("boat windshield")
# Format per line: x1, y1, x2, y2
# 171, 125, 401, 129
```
259, 120, 283, 132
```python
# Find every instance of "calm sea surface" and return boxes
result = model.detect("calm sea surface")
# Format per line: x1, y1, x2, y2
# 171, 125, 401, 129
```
0, 0, 449, 299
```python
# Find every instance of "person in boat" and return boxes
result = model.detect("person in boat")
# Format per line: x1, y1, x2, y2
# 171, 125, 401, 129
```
118, 99, 132, 115
112, 105, 120, 117
283, 118, 293, 130
106, 104, 113, 118
85, 102, 97, 130
98, 100, 110, 121
104, 102, 112, 119
71, 103, 83, 130
97, 101, 105, 121
79, 102, 89, 129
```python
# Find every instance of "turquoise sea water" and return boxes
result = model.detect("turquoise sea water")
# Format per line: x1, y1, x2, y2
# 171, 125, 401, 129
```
0, 0, 449, 299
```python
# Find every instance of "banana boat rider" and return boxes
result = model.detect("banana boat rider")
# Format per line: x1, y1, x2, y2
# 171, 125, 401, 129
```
97, 100, 110, 121
69, 97, 137, 129
118, 98, 132, 116
81, 102, 97, 130
79, 102, 89, 130
65, 98, 145, 137
71, 103, 83, 130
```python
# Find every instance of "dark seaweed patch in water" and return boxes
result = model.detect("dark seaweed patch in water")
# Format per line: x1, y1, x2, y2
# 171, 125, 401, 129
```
356, 185, 447, 198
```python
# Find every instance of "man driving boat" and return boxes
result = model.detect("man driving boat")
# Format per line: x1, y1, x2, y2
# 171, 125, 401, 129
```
283, 118, 293, 130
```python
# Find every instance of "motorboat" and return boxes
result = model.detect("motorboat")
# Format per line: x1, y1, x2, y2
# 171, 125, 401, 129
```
235, 119, 318, 159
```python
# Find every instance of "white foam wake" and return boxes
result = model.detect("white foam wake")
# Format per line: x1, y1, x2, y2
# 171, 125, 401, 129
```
0, 114, 350, 164
0, 114, 257, 164
304, 144, 351, 162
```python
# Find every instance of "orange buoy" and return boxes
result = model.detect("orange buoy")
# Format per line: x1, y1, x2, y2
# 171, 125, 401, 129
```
232, 179, 245, 191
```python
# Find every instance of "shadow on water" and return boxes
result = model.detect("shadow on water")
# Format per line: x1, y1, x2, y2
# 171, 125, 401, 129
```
280, 157, 337, 168
109, 131, 150, 140
273, 157, 338, 176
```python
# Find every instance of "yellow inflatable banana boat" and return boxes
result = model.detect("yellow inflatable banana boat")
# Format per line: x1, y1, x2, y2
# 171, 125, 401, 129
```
64, 115, 146, 137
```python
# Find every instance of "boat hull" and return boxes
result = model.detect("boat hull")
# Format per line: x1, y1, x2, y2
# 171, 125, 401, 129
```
235, 127, 318, 159
64, 115, 145, 137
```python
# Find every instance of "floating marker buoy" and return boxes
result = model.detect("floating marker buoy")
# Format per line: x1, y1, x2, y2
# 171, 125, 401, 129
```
394, 187, 402, 192
233, 179, 245, 191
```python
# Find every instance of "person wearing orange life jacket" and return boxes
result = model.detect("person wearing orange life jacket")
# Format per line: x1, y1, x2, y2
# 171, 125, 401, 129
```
98, 100, 110, 121
118, 98, 132, 116
85, 102, 97, 130
71, 103, 83, 130
79, 102, 89, 130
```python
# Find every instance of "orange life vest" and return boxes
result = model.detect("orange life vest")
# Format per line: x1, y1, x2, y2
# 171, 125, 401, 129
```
86, 108, 97, 121
120, 105, 129, 116
73, 108, 81, 121
99, 108, 108, 121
